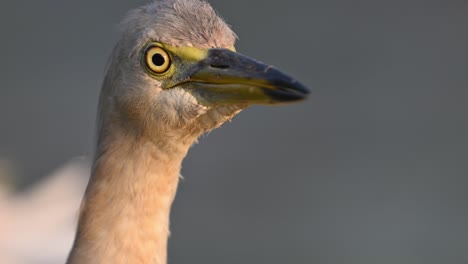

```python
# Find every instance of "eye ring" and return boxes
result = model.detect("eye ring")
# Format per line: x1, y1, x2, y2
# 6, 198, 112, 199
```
144, 46, 171, 74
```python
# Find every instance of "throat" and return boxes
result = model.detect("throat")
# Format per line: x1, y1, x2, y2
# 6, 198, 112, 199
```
68, 132, 190, 264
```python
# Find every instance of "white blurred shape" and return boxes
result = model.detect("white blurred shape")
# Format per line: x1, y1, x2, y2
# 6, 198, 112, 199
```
0, 158, 90, 264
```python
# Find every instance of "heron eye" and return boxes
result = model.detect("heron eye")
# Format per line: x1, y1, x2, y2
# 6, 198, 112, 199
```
145, 46, 171, 74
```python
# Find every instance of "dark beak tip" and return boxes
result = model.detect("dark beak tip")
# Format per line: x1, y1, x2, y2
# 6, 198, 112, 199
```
295, 81, 311, 95
271, 72, 310, 97
283, 80, 311, 98
263, 84, 310, 103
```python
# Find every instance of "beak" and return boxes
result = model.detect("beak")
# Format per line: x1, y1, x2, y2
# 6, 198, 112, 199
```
168, 48, 309, 106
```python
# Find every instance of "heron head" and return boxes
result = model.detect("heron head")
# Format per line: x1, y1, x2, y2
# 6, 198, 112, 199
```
99, 0, 309, 141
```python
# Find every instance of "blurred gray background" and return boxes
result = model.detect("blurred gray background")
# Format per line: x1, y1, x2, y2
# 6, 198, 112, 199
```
1, 0, 468, 263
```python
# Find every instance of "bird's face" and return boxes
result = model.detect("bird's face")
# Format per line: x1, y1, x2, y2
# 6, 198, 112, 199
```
114, 42, 307, 134
100, 0, 309, 142
142, 42, 309, 107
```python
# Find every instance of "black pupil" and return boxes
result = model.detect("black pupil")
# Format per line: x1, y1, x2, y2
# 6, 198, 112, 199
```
152, 53, 165, 67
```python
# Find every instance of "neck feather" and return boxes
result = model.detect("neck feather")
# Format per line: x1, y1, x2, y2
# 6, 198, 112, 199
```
68, 126, 192, 264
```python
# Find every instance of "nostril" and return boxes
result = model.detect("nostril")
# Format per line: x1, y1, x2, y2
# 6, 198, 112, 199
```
210, 63, 229, 69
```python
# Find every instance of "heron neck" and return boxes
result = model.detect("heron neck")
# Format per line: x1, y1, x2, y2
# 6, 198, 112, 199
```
68, 128, 191, 264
